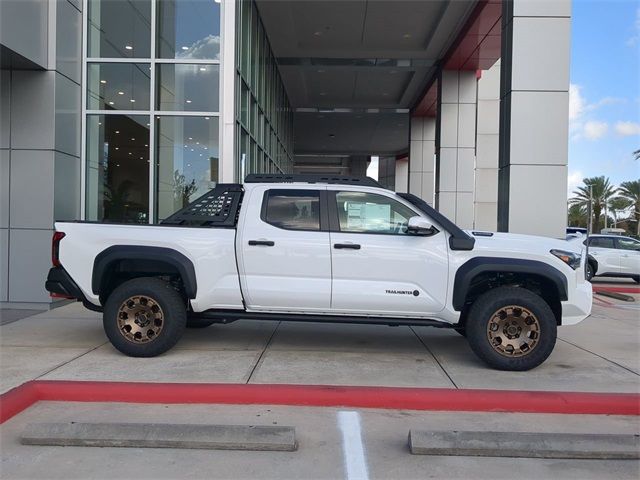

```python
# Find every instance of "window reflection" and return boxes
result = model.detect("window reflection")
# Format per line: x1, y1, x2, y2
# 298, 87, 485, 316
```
156, 116, 219, 221
88, 0, 151, 58
157, 0, 221, 59
156, 64, 219, 112
86, 114, 150, 223
87, 63, 150, 110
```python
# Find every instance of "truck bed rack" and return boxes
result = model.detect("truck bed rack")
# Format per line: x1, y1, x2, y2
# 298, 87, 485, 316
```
160, 184, 243, 227
244, 174, 382, 188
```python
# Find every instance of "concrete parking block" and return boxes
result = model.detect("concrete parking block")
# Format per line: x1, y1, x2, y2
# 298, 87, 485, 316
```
408, 430, 640, 459
249, 350, 455, 387
22, 422, 297, 452
41, 344, 262, 383
0, 346, 91, 394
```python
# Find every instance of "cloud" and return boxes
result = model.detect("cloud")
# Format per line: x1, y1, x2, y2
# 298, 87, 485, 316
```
567, 170, 583, 196
626, 7, 640, 47
583, 121, 608, 140
177, 35, 221, 60
569, 84, 585, 121
614, 121, 640, 136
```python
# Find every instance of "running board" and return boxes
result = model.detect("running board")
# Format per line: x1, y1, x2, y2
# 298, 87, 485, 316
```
189, 309, 454, 328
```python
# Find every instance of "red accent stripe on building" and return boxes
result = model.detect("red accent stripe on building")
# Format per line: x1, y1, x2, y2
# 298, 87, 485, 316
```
2, 381, 639, 424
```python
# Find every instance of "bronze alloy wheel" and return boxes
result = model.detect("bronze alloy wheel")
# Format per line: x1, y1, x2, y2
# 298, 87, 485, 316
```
117, 295, 164, 344
486, 305, 540, 357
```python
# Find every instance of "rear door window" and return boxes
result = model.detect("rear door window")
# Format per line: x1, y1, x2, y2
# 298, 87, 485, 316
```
589, 237, 615, 249
262, 189, 321, 231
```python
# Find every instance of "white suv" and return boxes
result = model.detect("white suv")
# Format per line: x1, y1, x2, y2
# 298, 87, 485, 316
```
582, 235, 640, 283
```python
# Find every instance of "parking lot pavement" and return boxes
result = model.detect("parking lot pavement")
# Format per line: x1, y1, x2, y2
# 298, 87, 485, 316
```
1, 401, 639, 480
0, 293, 638, 394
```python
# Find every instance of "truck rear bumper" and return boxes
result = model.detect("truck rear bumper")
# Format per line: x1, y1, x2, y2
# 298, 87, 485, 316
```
45, 267, 102, 312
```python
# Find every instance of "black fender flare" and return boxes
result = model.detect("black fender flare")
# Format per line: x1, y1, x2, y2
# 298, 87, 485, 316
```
452, 257, 568, 311
587, 254, 598, 273
92, 246, 197, 298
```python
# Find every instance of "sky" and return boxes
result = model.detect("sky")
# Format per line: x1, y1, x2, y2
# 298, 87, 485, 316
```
568, 0, 640, 197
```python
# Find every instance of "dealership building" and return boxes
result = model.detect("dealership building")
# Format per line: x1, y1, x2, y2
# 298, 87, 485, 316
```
0, 0, 571, 307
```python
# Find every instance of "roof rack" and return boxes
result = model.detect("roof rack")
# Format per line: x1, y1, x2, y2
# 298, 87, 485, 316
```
244, 174, 382, 188
160, 184, 243, 227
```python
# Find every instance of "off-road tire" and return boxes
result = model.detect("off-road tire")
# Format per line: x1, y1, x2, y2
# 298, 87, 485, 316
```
466, 286, 557, 371
103, 277, 187, 357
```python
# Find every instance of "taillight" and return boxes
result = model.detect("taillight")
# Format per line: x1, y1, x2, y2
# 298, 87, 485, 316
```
52, 232, 65, 267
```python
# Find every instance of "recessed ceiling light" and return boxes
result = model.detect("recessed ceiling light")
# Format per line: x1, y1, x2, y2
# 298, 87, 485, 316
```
131, 138, 135, 141
145, 144, 148, 147
187, 163, 192, 167
118, 91, 124, 95
100, 80, 106, 84
204, 147, 208, 150
196, 142, 199, 145
204, 117, 210, 120
181, 46, 189, 50
98, 122, 102, 125
115, 130, 120, 134
125, 45, 133, 50
140, 156, 143, 159
186, 100, 192, 103
128, 152, 132, 155
130, 99, 135, 103
115, 147, 119, 150
188, 137, 193, 140
116, 163, 120, 167
190, 149, 194, 152
199, 67, 207, 72
108, 101, 114, 105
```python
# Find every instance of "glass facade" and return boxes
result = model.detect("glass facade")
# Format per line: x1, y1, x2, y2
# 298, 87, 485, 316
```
84, 0, 221, 223
235, 0, 293, 177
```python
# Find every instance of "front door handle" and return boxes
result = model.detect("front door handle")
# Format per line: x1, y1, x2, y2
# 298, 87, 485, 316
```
248, 240, 275, 247
334, 243, 361, 250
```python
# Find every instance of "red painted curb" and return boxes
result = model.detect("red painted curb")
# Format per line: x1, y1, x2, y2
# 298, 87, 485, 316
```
593, 285, 640, 294
1, 381, 639, 424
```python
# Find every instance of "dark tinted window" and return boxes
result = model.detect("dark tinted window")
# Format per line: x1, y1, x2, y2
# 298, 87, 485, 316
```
616, 238, 640, 251
264, 190, 320, 231
589, 237, 615, 249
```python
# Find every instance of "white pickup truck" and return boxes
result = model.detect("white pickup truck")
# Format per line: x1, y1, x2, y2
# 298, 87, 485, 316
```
46, 174, 592, 371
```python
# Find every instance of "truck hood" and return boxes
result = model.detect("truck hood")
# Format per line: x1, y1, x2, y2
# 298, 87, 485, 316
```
466, 231, 583, 257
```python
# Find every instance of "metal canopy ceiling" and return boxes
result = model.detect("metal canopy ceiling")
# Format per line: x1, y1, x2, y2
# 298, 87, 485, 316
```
255, 0, 478, 157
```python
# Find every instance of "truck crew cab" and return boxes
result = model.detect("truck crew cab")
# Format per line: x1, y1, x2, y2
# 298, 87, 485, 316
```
46, 174, 592, 371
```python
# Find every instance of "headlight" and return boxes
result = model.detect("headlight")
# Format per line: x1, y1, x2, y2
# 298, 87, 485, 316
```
550, 249, 582, 270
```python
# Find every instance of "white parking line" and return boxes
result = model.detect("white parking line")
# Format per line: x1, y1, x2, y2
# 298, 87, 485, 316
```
338, 411, 369, 480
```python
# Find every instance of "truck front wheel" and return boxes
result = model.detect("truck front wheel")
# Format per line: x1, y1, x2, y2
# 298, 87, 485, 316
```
466, 287, 557, 371
103, 277, 187, 357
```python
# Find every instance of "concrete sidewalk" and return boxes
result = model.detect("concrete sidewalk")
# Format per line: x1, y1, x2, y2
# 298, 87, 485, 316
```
2, 401, 639, 480
1, 293, 638, 395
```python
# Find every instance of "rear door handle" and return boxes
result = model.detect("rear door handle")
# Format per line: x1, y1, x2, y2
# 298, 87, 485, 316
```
334, 243, 361, 250
248, 240, 275, 247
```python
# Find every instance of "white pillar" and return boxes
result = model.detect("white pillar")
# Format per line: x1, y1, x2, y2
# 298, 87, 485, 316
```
498, 0, 571, 237
409, 117, 436, 205
436, 70, 477, 228
394, 158, 408, 193
475, 60, 500, 231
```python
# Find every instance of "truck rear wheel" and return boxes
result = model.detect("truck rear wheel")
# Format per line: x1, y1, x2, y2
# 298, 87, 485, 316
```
103, 277, 187, 357
466, 287, 557, 371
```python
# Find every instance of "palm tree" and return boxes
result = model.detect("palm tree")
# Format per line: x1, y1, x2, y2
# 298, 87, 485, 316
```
567, 203, 588, 228
618, 180, 640, 236
634, 149, 639, 161
607, 196, 632, 227
570, 176, 616, 233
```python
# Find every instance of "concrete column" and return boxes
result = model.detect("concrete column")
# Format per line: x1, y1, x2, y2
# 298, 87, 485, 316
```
498, 0, 571, 237
475, 60, 500, 231
409, 117, 436, 205
1, 0, 82, 307
435, 70, 477, 228
395, 158, 409, 193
